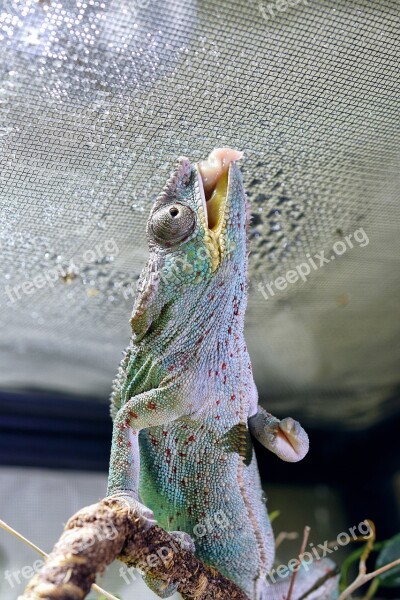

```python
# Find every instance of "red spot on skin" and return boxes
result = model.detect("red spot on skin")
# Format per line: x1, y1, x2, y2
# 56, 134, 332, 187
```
129, 410, 138, 419
235, 411, 239, 416
216, 400, 220, 405
165, 448, 171, 457
147, 402, 157, 410
217, 341, 220, 351
208, 369, 212, 377
127, 441, 131, 447
172, 466, 177, 473
196, 335, 204, 344
197, 473, 202, 479
222, 362, 226, 370
178, 452, 187, 457
231, 394, 236, 401
151, 438, 158, 447
168, 365, 175, 372
162, 430, 168, 437
228, 327, 232, 334
215, 415, 221, 420
188, 435, 196, 442
223, 375, 227, 384
215, 370, 219, 376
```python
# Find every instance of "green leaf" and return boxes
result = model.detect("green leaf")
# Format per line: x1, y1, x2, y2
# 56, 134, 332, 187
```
268, 510, 280, 524
376, 533, 400, 588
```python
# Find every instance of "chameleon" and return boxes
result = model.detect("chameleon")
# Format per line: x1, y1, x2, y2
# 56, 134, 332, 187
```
107, 149, 339, 599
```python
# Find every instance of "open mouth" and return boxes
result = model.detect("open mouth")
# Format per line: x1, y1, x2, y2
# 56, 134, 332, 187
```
197, 148, 243, 235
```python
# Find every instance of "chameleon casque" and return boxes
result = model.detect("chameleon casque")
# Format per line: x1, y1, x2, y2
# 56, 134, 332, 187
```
107, 149, 338, 599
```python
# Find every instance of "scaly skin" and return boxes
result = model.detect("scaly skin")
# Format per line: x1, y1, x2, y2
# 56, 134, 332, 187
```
107, 151, 335, 599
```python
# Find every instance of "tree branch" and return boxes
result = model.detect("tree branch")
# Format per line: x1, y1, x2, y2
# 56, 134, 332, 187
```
18, 497, 248, 600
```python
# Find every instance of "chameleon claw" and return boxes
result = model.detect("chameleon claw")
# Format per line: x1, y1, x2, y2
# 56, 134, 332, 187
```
169, 530, 196, 553
142, 574, 178, 598
106, 493, 157, 527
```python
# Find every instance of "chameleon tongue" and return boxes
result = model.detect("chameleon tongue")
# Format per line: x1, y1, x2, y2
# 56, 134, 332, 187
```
198, 147, 243, 200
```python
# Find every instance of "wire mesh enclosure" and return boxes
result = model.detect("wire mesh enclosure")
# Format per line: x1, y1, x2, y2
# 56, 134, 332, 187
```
0, 0, 399, 428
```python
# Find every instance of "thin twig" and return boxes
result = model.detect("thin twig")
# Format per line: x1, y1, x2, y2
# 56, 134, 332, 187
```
359, 521, 376, 576
362, 577, 380, 600
0, 519, 119, 600
337, 557, 400, 599
286, 525, 311, 600
275, 531, 299, 550
337, 524, 398, 600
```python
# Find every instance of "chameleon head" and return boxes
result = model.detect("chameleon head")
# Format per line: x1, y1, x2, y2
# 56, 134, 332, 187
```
146, 147, 247, 280
131, 149, 248, 339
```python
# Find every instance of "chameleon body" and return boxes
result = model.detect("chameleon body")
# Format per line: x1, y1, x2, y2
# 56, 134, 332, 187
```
107, 150, 337, 599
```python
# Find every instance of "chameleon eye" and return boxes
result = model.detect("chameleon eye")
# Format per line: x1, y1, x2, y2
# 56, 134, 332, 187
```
150, 203, 195, 245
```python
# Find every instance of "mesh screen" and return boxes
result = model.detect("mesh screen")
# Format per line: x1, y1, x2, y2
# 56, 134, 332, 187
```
1, 0, 399, 428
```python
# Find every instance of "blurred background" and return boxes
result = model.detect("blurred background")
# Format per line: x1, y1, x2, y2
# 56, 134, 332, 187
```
0, 0, 399, 597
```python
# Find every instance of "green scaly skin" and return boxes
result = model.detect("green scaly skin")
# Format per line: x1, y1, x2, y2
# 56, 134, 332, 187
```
107, 153, 338, 599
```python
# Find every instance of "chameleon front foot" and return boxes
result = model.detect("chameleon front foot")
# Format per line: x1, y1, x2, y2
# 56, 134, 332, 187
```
249, 408, 310, 462
169, 530, 196, 553
141, 531, 195, 598
106, 492, 157, 527
142, 574, 179, 598
266, 417, 309, 462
